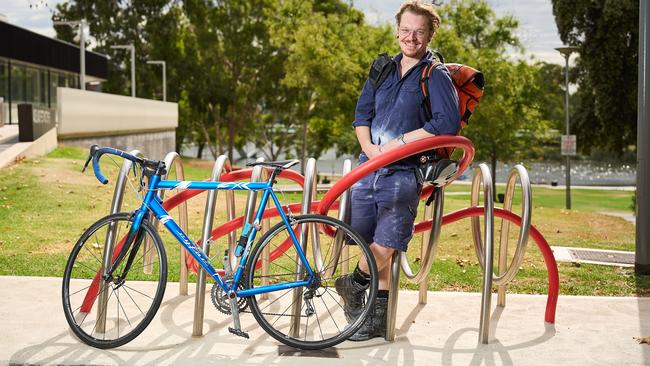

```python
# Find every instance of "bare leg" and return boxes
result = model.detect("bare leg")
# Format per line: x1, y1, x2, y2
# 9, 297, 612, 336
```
358, 242, 395, 290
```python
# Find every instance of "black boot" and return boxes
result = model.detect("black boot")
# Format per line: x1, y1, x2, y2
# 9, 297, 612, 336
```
349, 297, 388, 341
335, 273, 369, 323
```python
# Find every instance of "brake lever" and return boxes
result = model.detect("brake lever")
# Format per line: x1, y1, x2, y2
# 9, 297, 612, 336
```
82, 153, 92, 173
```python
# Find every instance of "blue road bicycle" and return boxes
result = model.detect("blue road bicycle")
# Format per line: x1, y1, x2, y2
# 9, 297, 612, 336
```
62, 146, 378, 350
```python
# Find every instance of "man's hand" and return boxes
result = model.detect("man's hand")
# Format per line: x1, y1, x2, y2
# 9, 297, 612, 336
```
380, 138, 402, 153
364, 144, 383, 159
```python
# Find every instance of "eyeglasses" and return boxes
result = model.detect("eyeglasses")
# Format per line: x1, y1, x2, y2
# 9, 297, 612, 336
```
398, 28, 429, 38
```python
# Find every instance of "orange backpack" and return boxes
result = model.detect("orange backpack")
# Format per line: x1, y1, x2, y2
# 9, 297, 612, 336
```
420, 60, 485, 157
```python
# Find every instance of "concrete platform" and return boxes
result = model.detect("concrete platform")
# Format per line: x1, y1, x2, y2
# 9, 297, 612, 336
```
0, 125, 57, 169
1, 276, 649, 365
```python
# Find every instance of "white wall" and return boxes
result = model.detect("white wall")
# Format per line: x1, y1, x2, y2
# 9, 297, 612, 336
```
56, 87, 177, 137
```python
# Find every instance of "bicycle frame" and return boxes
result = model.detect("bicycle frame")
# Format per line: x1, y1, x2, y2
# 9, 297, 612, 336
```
128, 173, 316, 298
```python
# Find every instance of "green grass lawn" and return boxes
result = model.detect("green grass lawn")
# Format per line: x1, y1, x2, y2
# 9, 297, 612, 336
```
0, 146, 647, 297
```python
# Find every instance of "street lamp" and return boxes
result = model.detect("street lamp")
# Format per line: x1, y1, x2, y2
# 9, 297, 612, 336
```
555, 46, 579, 210
146, 60, 166, 101
110, 44, 136, 97
53, 18, 87, 89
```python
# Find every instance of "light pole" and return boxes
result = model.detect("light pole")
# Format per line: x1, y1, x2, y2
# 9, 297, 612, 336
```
111, 44, 136, 97
53, 18, 87, 89
146, 60, 166, 101
555, 46, 579, 210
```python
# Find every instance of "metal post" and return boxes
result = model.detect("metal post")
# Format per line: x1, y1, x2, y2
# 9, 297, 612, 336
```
193, 155, 230, 337
326, 159, 352, 277
473, 164, 495, 344
339, 159, 352, 275
80, 19, 86, 89
556, 46, 578, 209
290, 158, 317, 337
564, 54, 571, 210
53, 18, 86, 89
110, 44, 136, 97
147, 152, 188, 294
386, 251, 401, 341
96, 150, 142, 332
637, 0, 650, 274
419, 203, 435, 304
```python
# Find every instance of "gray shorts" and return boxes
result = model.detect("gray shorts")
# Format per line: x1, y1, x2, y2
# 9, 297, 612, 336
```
350, 168, 422, 252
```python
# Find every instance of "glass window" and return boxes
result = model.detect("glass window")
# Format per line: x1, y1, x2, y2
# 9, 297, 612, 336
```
50, 70, 59, 109
11, 64, 25, 103
0, 60, 7, 100
24, 66, 37, 105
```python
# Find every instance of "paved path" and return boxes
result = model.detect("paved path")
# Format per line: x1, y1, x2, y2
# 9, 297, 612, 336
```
1, 276, 649, 365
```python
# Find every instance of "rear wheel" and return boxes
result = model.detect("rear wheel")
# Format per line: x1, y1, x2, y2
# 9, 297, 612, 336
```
62, 212, 167, 349
245, 214, 378, 349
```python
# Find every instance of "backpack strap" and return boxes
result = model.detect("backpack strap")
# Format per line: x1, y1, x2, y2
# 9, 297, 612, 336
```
419, 49, 444, 120
420, 61, 441, 121
369, 52, 396, 89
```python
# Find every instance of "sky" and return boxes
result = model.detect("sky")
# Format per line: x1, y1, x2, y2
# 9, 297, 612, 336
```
1, 0, 569, 65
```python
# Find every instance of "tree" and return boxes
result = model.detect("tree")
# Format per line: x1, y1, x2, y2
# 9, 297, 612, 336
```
552, 0, 639, 155
264, 0, 394, 168
435, 0, 551, 182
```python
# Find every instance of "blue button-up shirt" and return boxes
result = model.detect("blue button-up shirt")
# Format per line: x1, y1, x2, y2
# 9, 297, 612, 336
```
353, 50, 460, 166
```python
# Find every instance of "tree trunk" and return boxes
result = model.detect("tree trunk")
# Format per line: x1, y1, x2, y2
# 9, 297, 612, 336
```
197, 142, 205, 159
228, 119, 235, 163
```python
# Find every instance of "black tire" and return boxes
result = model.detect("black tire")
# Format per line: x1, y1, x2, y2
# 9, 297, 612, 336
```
245, 214, 378, 349
62, 212, 167, 349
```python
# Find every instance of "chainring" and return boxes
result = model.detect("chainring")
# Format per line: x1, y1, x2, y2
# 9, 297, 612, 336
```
210, 275, 248, 315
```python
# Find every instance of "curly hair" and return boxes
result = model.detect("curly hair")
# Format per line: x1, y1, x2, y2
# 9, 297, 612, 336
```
395, 1, 441, 34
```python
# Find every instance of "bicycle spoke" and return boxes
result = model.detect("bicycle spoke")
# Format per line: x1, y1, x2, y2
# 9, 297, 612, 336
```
122, 284, 156, 301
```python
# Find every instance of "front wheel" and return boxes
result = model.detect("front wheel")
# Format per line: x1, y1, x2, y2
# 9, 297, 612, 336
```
62, 212, 167, 349
245, 214, 378, 350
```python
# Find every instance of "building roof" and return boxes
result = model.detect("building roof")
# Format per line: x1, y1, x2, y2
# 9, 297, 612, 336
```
0, 20, 108, 80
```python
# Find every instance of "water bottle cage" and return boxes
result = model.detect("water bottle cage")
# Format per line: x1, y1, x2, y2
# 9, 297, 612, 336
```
235, 234, 248, 257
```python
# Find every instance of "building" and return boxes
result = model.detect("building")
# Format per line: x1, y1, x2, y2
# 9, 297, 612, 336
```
0, 19, 108, 124
0, 18, 177, 160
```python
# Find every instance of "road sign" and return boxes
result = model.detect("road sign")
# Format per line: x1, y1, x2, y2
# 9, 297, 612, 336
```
561, 135, 577, 156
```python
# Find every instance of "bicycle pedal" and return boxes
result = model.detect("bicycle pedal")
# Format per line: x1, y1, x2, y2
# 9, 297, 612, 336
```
228, 327, 250, 339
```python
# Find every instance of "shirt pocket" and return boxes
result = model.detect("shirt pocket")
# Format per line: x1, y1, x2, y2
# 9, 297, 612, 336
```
401, 81, 421, 93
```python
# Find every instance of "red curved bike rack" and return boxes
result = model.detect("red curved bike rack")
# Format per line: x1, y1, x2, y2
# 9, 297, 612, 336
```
414, 207, 559, 324
81, 135, 558, 327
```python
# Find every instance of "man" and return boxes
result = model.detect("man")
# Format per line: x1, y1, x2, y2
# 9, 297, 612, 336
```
335, 0, 460, 341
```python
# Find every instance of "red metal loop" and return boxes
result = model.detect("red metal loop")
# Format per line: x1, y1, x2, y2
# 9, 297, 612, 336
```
414, 206, 559, 324
316, 136, 475, 216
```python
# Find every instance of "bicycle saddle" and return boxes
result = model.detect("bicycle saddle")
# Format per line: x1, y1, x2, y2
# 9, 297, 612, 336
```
246, 159, 300, 170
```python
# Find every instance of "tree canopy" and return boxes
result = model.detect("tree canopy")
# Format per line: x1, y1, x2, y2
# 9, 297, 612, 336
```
552, 0, 639, 156
52, 0, 564, 169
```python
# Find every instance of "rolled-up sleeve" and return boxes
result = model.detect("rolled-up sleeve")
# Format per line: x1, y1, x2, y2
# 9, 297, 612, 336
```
353, 79, 375, 128
423, 66, 461, 135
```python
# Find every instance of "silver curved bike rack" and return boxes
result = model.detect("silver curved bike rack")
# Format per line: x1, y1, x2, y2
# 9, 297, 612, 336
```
290, 158, 318, 337
324, 159, 353, 278
470, 164, 531, 343
471, 163, 495, 344
97, 149, 144, 332
386, 186, 445, 341
143, 152, 190, 294
192, 154, 231, 337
